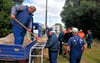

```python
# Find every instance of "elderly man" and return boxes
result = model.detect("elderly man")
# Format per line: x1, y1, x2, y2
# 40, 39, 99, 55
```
65, 27, 86, 63
45, 30, 59, 63
11, 5, 36, 45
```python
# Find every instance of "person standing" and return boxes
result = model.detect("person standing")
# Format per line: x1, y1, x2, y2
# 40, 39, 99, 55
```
63, 27, 73, 43
86, 30, 93, 48
58, 28, 64, 55
11, 5, 36, 45
63, 28, 73, 55
45, 31, 59, 63
78, 29, 85, 40
65, 27, 86, 63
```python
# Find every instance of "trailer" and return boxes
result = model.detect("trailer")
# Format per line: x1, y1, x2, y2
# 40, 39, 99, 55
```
0, 19, 44, 63
0, 41, 36, 63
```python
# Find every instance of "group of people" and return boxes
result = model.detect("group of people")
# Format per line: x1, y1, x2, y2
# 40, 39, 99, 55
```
10, 5, 93, 63
78, 29, 93, 49
77, 29, 93, 49
45, 27, 93, 63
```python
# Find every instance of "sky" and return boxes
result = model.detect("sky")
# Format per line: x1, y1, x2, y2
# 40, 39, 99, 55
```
23, 0, 65, 27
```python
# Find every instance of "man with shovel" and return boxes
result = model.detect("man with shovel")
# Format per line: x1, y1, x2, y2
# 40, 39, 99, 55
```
11, 5, 36, 45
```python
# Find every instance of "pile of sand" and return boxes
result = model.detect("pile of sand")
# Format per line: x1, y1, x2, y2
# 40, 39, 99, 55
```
0, 33, 14, 45
0, 33, 33, 45
0, 33, 48, 46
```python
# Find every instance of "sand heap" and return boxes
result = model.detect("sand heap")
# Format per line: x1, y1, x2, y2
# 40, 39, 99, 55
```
0, 33, 33, 45
0, 33, 48, 46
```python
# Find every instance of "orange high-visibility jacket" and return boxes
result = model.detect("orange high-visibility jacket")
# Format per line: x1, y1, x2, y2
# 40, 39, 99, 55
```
78, 32, 85, 40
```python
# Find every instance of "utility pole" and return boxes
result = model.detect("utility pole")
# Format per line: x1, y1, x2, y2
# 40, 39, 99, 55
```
45, 0, 48, 28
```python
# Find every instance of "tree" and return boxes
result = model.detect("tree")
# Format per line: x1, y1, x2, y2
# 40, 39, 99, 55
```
55, 23, 63, 31
0, 0, 23, 37
0, 0, 14, 37
60, 0, 100, 39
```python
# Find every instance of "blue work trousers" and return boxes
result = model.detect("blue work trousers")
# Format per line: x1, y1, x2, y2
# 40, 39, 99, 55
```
49, 51, 58, 63
13, 25, 26, 45
70, 54, 82, 63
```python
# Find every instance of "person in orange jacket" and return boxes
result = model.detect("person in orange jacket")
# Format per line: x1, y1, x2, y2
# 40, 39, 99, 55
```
78, 29, 85, 40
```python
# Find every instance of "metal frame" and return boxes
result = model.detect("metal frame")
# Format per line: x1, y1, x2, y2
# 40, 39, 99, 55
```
29, 42, 46, 63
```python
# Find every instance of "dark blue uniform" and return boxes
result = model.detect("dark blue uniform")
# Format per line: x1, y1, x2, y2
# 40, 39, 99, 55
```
11, 6, 33, 45
58, 31, 64, 55
67, 35, 85, 63
86, 32, 92, 48
45, 33, 59, 63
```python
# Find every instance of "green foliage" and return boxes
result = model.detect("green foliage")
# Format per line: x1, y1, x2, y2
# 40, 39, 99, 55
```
0, 0, 15, 37
60, 0, 100, 39
55, 23, 63, 31
12, 0, 23, 5
0, 0, 23, 37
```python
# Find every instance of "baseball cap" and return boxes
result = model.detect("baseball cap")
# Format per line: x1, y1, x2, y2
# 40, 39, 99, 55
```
72, 27, 79, 33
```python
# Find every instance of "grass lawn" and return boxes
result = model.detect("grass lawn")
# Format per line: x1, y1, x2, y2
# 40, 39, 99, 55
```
81, 39, 100, 63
